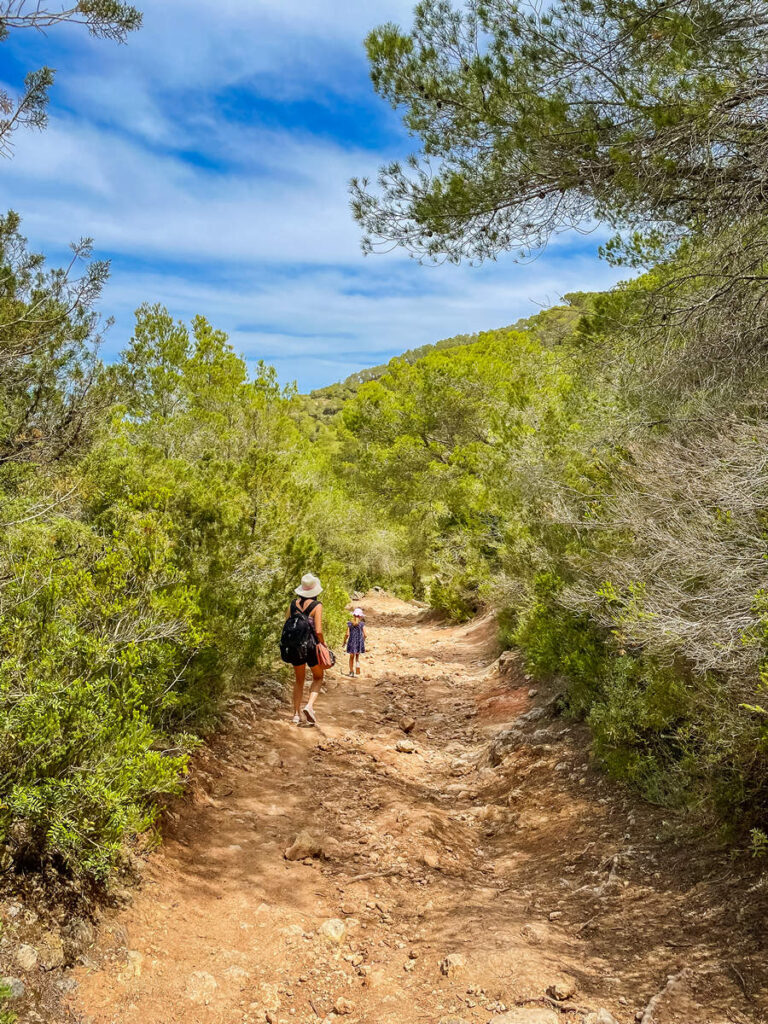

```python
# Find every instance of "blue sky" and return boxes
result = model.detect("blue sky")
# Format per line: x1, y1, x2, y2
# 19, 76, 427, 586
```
0, 1, 628, 391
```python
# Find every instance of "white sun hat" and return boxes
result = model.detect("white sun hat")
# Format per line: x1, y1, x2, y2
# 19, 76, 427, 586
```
353, 607, 364, 617
295, 573, 323, 598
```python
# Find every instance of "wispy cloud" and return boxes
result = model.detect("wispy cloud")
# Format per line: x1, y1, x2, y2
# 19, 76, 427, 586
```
0, 1, 628, 390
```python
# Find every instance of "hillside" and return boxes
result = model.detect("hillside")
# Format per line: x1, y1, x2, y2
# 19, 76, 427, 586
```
293, 291, 595, 439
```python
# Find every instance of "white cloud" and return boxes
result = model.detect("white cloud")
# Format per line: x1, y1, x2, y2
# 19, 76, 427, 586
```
97, 252, 628, 390
0, 0, 629, 391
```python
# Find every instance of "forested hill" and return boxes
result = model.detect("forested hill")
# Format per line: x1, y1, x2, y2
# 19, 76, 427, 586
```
295, 291, 593, 437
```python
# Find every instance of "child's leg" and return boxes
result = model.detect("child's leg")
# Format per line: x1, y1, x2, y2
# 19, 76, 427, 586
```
355, 654, 361, 675
348, 653, 355, 674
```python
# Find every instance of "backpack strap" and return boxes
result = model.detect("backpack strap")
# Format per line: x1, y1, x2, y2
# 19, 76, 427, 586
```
295, 598, 319, 616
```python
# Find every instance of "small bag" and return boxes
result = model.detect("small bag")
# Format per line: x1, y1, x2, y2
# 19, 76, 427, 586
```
316, 643, 336, 668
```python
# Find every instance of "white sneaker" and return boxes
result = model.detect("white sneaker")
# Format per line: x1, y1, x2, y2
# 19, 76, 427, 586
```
303, 704, 317, 726
292, 713, 300, 725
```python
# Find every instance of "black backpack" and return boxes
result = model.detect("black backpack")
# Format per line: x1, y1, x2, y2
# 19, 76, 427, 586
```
280, 599, 318, 665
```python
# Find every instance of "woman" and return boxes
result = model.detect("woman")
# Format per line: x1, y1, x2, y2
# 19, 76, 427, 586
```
287, 573, 326, 725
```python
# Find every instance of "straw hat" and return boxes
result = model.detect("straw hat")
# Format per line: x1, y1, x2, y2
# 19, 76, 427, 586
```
295, 573, 323, 598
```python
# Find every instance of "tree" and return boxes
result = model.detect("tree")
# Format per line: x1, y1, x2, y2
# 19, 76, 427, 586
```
0, 0, 142, 157
0, 211, 110, 468
351, 0, 768, 264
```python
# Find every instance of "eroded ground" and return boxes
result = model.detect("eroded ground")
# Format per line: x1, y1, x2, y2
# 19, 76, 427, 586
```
16, 593, 767, 1023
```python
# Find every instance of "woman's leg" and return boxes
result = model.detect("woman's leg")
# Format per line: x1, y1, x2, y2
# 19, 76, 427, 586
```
293, 664, 306, 715
305, 666, 324, 711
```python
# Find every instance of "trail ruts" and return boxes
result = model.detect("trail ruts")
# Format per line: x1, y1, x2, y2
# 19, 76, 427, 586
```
66, 592, 766, 1024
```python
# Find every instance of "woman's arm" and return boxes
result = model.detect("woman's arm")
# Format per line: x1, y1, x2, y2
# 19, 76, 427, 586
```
312, 604, 325, 644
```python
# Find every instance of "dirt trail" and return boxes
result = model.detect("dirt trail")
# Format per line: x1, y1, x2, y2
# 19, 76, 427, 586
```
68, 593, 766, 1024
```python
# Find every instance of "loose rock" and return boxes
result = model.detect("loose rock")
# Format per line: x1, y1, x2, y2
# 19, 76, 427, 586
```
363, 967, 386, 989
520, 924, 544, 945
284, 830, 323, 861
439, 953, 466, 977
185, 971, 218, 1002
64, 917, 95, 951
585, 1012, 620, 1024
547, 976, 577, 1001
264, 748, 283, 769
333, 995, 355, 1014
489, 1011, 559, 1024
15, 945, 37, 971
400, 716, 416, 734
317, 918, 346, 944
0, 977, 25, 999
222, 965, 250, 990
396, 738, 416, 753
422, 849, 441, 869
118, 950, 143, 981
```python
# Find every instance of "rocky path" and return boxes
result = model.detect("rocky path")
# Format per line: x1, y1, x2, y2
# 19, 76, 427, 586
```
65, 593, 766, 1024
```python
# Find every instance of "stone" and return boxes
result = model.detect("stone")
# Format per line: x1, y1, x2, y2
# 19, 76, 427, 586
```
64, 917, 95, 955
520, 924, 544, 945
499, 650, 517, 670
0, 977, 25, 999
547, 976, 577, 1001
421, 849, 441, 870
264, 748, 283, 769
400, 716, 416, 734
284, 830, 323, 861
396, 738, 416, 753
585, 1013, 620, 1024
439, 1019, 472, 1024
15, 945, 38, 971
439, 953, 466, 977
518, 706, 548, 725
185, 971, 218, 1002
489, 1011, 559, 1024
223, 965, 250, 990
37, 931, 65, 970
333, 995, 355, 1014
362, 968, 386, 989
317, 918, 346, 944
257, 982, 280, 1012
118, 950, 143, 981
488, 728, 523, 766
321, 836, 342, 861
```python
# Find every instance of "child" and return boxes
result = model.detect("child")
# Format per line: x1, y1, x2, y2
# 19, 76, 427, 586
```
343, 607, 367, 677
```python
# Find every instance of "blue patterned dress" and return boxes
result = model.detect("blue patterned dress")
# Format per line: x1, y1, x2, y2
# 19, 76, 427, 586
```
346, 620, 366, 654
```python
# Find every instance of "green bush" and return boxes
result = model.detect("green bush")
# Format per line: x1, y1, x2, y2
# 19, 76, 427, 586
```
0, 273, 362, 882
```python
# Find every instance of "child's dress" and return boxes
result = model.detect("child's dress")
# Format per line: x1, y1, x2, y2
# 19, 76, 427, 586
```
346, 620, 365, 654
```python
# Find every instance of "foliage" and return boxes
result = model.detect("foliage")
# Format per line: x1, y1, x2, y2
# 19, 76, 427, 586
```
0, 981, 14, 1024
0, 228, 353, 883
352, 0, 768, 265
7, 0, 768, 886
334, 272, 768, 833
294, 327, 488, 441
0, 1, 142, 157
